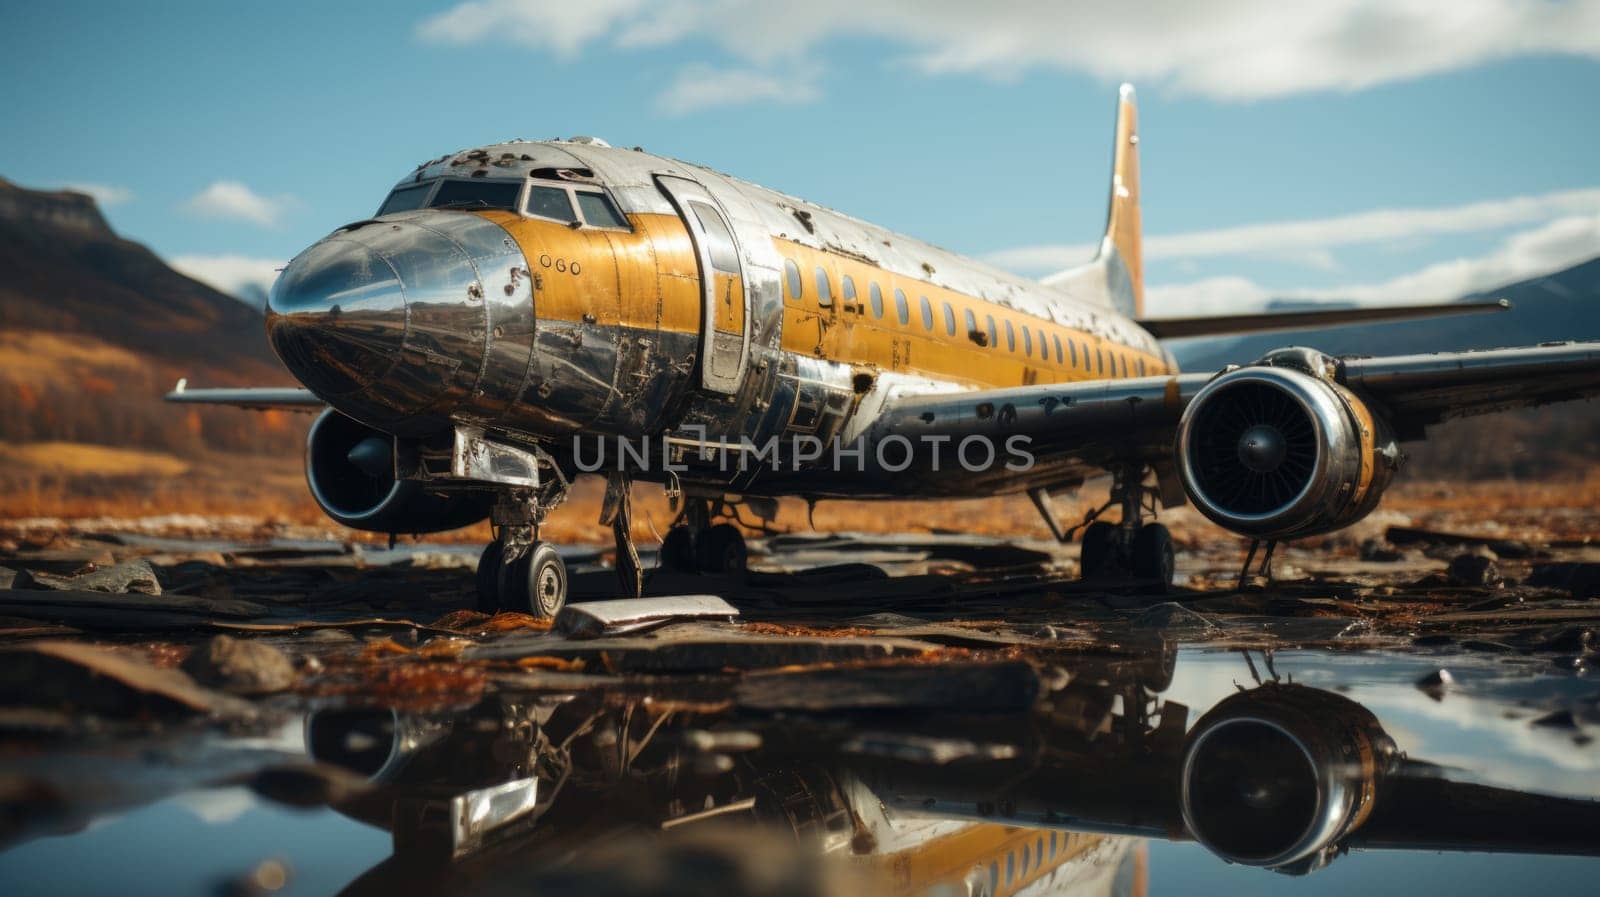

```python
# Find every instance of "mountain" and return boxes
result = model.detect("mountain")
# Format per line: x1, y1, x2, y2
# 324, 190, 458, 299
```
0, 177, 299, 458
1170, 257, 1600, 371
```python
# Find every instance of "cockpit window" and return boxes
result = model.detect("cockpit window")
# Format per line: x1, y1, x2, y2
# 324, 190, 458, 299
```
525, 185, 577, 223
377, 183, 432, 216
430, 179, 521, 211
576, 191, 628, 229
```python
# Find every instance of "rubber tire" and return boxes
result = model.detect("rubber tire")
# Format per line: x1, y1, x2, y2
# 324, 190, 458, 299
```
475, 541, 504, 613
696, 523, 748, 576
1131, 522, 1176, 587
498, 542, 568, 619
659, 526, 697, 573
1080, 521, 1117, 579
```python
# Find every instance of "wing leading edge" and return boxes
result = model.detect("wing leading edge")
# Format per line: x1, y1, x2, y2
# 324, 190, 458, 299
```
1138, 299, 1510, 340
164, 379, 324, 411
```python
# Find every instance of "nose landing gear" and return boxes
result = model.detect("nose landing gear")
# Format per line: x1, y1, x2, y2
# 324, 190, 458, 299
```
476, 486, 572, 619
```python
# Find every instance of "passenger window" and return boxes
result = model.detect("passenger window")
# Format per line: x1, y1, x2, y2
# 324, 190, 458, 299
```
577, 190, 629, 229
1053, 334, 1063, 364
1069, 339, 1078, 367
1038, 329, 1047, 358
869, 282, 884, 318
919, 295, 934, 331
1005, 319, 1016, 351
964, 309, 978, 342
986, 314, 997, 348
784, 259, 802, 302
842, 275, 857, 307
1023, 327, 1033, 357
378, 183, 432, 215
815, 267, 833, 307
942, 301, 956, 336
894, 288, 909, 325
688, 201, 739, 272
1138, 358, 1147, 376
524, 184, 577, 223
1096, 348, 1105, 373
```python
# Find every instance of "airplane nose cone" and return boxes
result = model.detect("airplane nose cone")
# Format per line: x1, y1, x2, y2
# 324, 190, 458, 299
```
266, 212, 528, 435
267, 238, 406, 398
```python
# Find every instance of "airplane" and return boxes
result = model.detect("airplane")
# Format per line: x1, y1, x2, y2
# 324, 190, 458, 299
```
167, 84, 1600, 617
305, 652, 1600, 893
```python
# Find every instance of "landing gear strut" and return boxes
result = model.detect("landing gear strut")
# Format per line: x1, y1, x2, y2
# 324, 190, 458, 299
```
658, 497, 749, 577
476, 479, 571, 619
1033, 464, 1175, 588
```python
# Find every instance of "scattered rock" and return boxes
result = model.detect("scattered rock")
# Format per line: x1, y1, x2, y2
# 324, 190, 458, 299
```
180, 635, 295, 695
1359, 538, 1404, 562
1446, 552, 1500, 588
15, 558, 162, 595
1132, 602, 1217, 631
1416, 668, 1455, 701
1526, 563, 1600, 600
0, 640, 247, 717
1530, 709, 1581, 731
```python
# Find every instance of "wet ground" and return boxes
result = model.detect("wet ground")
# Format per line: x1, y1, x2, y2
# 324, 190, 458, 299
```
1, 510, 1598, 896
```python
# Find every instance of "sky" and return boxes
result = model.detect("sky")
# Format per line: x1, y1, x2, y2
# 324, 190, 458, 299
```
3, 0, 1599, 316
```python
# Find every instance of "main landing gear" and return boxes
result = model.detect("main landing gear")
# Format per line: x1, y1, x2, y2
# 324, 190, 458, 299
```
1031, 464, 1176, 588
477, 486, 571, 619
657, 497, 749, 578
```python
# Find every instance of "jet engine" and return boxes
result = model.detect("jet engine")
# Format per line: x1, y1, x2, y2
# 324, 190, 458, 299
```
1179, 685, 1397, 874
305, 409, 491, 533
1174, 349, 1399, 539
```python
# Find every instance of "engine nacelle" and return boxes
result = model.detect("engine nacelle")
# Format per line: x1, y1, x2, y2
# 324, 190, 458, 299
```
1179, 685, 1397, 874
306, 409, 491, 533
1175, 351, 1399, 540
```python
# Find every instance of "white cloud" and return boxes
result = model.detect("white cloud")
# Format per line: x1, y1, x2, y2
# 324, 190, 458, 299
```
415, 0, 1600, 101
170, 253, 283, 305
989, 187, 1600, 276
657, 64, 821, 116
63, 182, 134, 207
182, 181, 294, 227
1146, 214, 1600, 316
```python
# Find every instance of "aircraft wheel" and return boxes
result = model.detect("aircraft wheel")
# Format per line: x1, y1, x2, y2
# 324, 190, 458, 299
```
1080, 521, 1117, 579
499, 541, 567, 619
1132, 523, 1176, 587
659, 526, 697, 573
696, 523, 748, 576
475, 541, 504, 613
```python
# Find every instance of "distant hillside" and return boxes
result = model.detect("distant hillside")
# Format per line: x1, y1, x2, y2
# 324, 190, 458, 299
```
1170, 257, 1600, 370
0, 177, 301, 458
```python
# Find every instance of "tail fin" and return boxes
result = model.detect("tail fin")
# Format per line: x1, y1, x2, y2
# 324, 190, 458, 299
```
1099, 84, 1143, 318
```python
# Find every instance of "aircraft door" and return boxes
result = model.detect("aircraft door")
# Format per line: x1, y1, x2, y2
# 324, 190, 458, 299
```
655, 176, 750, 394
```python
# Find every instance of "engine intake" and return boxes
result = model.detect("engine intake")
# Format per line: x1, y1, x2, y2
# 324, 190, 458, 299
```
1175, 356, 1398, 539
306, 409, 491, 533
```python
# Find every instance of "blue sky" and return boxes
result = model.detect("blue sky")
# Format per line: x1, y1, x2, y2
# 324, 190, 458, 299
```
3, 0, 1598, 314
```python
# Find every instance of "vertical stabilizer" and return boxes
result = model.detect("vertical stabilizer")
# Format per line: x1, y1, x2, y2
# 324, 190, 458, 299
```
1100, 84, 1143, 318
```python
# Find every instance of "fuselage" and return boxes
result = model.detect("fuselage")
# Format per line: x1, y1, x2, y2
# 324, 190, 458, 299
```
266, 138, 1174, 500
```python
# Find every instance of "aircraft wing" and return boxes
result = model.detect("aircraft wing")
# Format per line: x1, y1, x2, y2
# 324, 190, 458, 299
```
163, 379, 325, 411
868, 340, 1600, 478
1138, 299, 1509, 339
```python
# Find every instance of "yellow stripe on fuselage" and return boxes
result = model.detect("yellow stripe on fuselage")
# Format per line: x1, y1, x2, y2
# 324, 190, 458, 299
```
475, 209, 1165, 392
775, 238, 1166, 390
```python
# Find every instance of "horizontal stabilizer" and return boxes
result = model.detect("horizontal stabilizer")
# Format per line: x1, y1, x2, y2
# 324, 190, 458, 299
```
164, 378, 324, 411
1140, 299, 1509, 340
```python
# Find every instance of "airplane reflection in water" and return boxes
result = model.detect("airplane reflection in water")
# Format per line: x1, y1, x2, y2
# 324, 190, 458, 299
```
305, 652, 1600, 896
